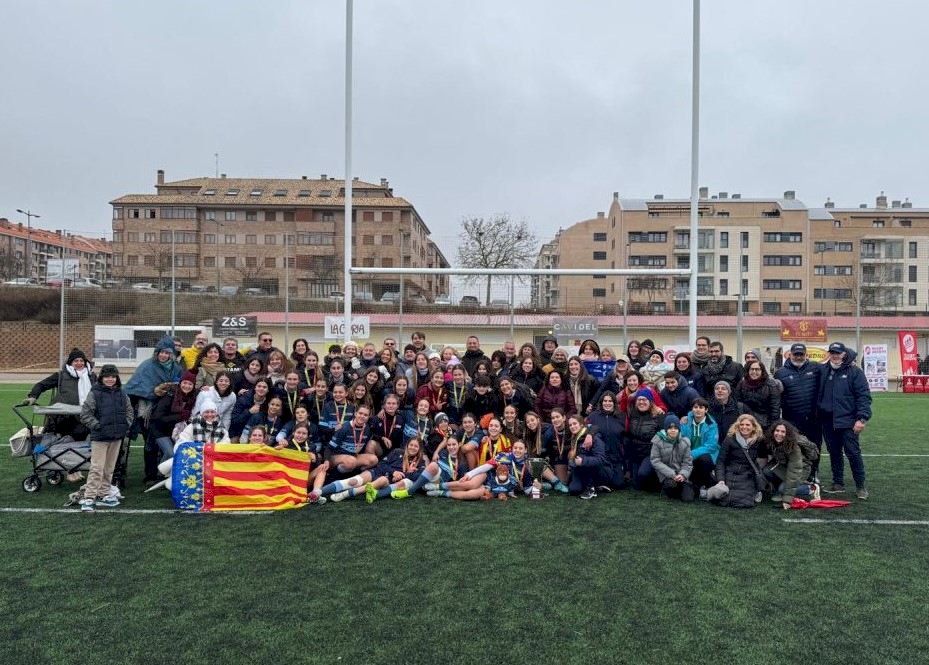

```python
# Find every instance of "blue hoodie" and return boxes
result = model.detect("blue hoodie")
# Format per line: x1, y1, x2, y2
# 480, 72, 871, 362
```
124, 336, 180, 400
680, 410, 720, 462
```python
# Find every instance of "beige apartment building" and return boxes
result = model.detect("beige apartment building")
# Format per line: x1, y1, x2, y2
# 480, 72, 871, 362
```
0, 218, 111, 282
534, 189, 929, 316
110, 170, 450, 299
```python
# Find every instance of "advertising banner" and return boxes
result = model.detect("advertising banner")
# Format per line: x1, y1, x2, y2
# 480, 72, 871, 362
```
780, 345, 829, 364
898, 330, 919, 375
582, 360, 616, 381
862, 344, 888, 392
780, 318, 828, 342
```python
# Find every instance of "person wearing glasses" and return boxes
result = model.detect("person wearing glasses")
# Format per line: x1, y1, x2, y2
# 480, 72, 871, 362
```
245, 332, 280, 366
817, 342, 871, 500
775, 343, 823, 481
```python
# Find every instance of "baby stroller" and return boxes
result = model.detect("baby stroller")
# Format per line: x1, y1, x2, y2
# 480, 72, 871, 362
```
10, 402, 131, 492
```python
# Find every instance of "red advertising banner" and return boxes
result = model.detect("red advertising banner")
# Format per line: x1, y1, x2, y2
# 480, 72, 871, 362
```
780, 318, 828, 342
901, 375, 929, 393
898, 330, 919, 375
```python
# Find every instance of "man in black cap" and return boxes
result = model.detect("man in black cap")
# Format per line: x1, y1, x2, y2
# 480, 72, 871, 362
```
775, 343, 823, 480
817, 342, 871, 499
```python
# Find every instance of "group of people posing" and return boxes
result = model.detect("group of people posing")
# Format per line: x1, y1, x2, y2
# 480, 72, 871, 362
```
26, 329, 873, 509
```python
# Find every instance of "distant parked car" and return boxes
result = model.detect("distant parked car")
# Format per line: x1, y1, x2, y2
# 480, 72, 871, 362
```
489, 299, 510, 308
219, 286, 239, 296
459, 295, 480, 307
328, 291, 344, 301
101, 279, 124, 289
2, 277, 38, 286
409, 294, 430, 305
46, 278, 74, 287
131, 282, 158, 292
242, 287, 267, 296
380, 291, 400, 303
72, 278, 103, 289
433, 294, 451, 305
189, 284, 216, 293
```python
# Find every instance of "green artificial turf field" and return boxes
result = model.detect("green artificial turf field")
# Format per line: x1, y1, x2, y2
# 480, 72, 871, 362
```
0, 384, 926, 665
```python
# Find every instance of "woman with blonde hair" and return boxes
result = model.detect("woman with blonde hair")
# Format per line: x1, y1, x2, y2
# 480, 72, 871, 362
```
707, 414, 767, 508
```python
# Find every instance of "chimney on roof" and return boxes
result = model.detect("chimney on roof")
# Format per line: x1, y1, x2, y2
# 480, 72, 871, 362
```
597, 211, 605, 218
711, 195, 718, 200
380, 178, 389, 187
732, 193, 741, 199
654, 194, 664, 200
859, 204, 868, 209
220, 173, 226, 179
613, 191, 619, 201
824, 198, 835, 209
157, 169, 165, 185
698, 186, 708, 198
301, 175, 307, 180
321, 174, 327, 180
353, 176, 359, 181
902, 198, 913, 209
876, 191, 888, 208
783, 190, 796, 200
892, 199, 901, 208
719, 191, 728, 199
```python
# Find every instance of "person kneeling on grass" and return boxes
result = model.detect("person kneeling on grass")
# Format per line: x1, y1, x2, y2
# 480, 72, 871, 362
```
319, 435, 426, 502
282, 423, 329, 504
328, 405, 378, 475
762, 419, 821, 509
78, 365, 134, 512
649, 414, 695, 503
707, 414, 767, 509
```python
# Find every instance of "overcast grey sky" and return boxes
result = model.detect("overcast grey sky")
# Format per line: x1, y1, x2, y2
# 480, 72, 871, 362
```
2, 0, 926, 258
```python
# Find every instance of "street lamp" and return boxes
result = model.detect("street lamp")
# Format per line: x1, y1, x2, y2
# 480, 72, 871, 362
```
16, 208, 40, 279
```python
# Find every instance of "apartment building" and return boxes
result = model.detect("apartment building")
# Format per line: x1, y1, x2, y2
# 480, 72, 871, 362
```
110, 170, 450, 299
531, 215, 609, 311
535, 189, 929, 316
0, 218, 112, 282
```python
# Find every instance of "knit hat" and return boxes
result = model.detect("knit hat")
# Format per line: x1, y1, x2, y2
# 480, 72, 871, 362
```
181, 371, 197, 385
663, 414, 681, 430
633, 388, 653, 402
434, 412, 449, 426
98, 364, 119, 379
641, 339, 655, 350
714, 380, 732, 394
200, 399, 219, 413
649, 349, 665, 362
66, 348, 88, 365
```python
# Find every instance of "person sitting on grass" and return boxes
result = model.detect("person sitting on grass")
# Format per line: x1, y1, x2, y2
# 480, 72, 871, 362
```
707, 414, 767, 509
280, 423, 329, 504
762, 419, 821, 509
77, 364, 133, 512
428, 453, 517, 501
477, 417, 512, 466
320, 435, 426, 502
246, 424, 270, 444
239, 395, 288, 443
328, 404, 378, 475
649, 414, 695, 503
568, 417, 608, 500
368, 393, 406, 458
178, 400, 231, 444
680, 398, 719, 497
403, 398, 434, 443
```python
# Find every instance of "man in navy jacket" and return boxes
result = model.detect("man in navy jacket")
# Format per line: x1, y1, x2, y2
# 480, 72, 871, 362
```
817, 342, 872, 499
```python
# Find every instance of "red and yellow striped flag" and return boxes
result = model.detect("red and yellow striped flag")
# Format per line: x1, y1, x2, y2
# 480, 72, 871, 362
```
203, 444, 310, 511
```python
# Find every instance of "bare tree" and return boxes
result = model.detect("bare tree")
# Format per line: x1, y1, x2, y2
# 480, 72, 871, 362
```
456, 215, 538, 305
0, 251, 24, 280
839, 261, 903, 314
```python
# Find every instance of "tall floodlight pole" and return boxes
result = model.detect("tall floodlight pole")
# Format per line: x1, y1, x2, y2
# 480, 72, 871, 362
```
16, 208, 40, 279
284, 233, 291, 351
688, 0, 701, 345
343, 0, 354, 344
171, 230, 176, 336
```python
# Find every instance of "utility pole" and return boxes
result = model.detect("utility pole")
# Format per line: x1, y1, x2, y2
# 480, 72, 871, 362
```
16, 208, 40, 279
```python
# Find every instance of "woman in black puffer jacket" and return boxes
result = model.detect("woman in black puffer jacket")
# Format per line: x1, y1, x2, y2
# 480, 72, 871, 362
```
624, 389, 663, 490
733, 360, 782, 430
710, 414, 768, 508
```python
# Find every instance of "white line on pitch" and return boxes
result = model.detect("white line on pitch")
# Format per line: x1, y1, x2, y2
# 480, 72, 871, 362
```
0, 507, 272, 516
783, 518, 929, 525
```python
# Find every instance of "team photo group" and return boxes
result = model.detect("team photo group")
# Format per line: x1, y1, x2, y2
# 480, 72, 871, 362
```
28, 328, 872, 512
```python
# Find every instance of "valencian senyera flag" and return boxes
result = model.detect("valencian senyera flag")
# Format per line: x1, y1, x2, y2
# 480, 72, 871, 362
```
171, 443, 310, 511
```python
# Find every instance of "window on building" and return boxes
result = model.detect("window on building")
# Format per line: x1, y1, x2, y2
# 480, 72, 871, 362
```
362, 211, 375, 222
113, 207, 123, 219
283, 212, 294, 222
144, 232, 157, 243
719, 278, 728, 295
224, 211, 237, 221
909, 265, 918, 282
593, 274, 606, 279
741, 231, 750, 248
274, 189, 287, 197
127, 232, 139, 242
592, 288, 607, 298
741, 279, 749, 296
382, 211, 393, 222
130, 209, 140, 219
788, 302, 802, 313
381, 257, 394, 268
720, 255, 728, 272
763, 255, 803, 266
143, 255, 155, 267
363, 257, 375, 267
203, 189, 215, 196
224, 234, 236, 244
126, 255, 138, 266
161, 207, 196, 219
203, 233, 216, 244
650, 302, 667, 313
225, 189, 239, 196
814, 265, 853, 276
909, 289, 917, 306
205, 210, 216, 221
718, 232, 729, 249
225, 256, 237, 268
873, 220, 885, 228
245, 256, 257, 268
363, 235, 375, 245
265, 257, 276, 268
113, 231, 123, 243
147, 209, 156, 219
834, 220, 842, 228
593, 232, 607, 242
319, 190, 333, 198
762, 302, 782, 314
265, 234, 276, 245
763, 232, 801, 243
175, 254, 198, 268
203, 256, 216, 268
381, 235, 394, 245
629, 255, 666, 267
910, 241, 918, 259
741, 255, 749, 273
246, 211, 257, 221
628, 231, 667, 243
763, 279, 802, 290
593, 251, 607, 260
286, 257, 295, 268
298, 189, 311, 197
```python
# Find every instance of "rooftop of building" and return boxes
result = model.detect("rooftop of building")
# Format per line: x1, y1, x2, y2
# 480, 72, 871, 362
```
0, 218, 111, 254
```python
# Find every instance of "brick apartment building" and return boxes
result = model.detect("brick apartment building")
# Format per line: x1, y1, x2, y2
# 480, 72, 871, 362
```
110, 170, 450, 299
0, 218, 111, 282
533, 189, 929, 316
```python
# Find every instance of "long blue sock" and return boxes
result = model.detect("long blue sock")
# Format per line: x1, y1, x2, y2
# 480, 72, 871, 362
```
375, 485, 393, 499
407, 469, 438, 495
321, 479, 347, 496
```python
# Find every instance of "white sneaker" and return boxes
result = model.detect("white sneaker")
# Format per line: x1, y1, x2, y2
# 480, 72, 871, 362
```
330, 490, 350, 502
423, 483, 439, 491
108, 485, 124, 500
754, 491, 763, 504
79, 498, 95, 512
699, 487, 708, 501
811, 483, 821, 501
